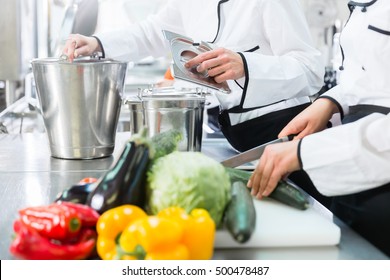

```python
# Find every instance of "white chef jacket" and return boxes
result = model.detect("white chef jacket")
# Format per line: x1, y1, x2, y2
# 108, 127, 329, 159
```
300, 0, 390, 196
97, 0, 324, 124
323, 0, 390, 115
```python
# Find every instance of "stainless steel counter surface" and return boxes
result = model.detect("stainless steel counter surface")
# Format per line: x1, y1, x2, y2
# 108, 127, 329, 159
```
0, 133, 388, 260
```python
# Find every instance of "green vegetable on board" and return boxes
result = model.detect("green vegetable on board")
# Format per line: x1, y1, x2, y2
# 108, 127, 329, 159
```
224, 167, 310, 210
223, 181, 256, 243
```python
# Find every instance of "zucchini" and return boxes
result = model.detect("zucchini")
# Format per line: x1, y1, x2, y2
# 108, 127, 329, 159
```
223, 181, 256, 243
224, 167, 309, 210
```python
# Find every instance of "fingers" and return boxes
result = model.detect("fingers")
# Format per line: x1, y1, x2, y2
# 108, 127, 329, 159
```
63, 38, 78, 61
207, 64, 235, 83
62, 34, 97, 62
184, 48, 244, 83
249, 152, 278, 199
258, 157, 273, 198
74, 45, 92, 58
184, 50, 219, 69
248, 149, 268, 199
278, 119, 303, 139
247, 141, 301, 200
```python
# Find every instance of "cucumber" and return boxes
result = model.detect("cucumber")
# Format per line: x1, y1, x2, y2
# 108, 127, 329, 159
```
271, 180, 310, 210
224, 167, 309, 210
225, 167, 253, 185
223, 181, 256, 243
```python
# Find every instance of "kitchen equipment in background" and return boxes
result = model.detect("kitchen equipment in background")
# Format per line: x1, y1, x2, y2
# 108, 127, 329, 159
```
163, 30, 231, 93
0, 0, 38, 107
301, 0, 339, 67
31, 56, 128, 159
300, 0, 349, 95
220, 135, 294, 168
124, 87, 206, 152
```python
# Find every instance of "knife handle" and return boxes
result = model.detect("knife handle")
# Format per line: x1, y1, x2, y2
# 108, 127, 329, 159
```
280, 134, 297, 142
287, 134, 297, 141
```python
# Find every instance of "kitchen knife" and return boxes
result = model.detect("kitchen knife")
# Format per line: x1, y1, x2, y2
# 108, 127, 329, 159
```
220, 135, 295, 168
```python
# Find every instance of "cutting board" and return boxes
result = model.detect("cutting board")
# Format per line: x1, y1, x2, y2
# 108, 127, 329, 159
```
214, 197, 341, 248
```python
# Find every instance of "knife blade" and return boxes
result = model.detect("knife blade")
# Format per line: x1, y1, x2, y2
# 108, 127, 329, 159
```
220, 135, 294, 168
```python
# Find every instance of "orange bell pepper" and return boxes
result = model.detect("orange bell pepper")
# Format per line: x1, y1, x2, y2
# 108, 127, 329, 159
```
96, 205, 147, 260
158, 207, 216, 260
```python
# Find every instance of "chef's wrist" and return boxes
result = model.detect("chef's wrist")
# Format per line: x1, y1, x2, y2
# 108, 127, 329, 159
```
315, 95, 344, 120
91, 36, 105, 58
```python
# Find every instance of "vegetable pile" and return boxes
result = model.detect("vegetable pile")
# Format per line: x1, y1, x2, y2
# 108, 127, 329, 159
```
9, 128, 309, 260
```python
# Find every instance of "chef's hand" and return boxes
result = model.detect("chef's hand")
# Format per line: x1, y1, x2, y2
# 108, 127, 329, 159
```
247, 140, 301, 199
184, 48, 244, 83
278, 98, 339, 140
62, 34, 102, 62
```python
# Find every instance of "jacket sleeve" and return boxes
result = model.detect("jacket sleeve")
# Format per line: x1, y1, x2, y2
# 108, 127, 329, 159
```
94, 0, 184, 62
319, 84, 350, 119
300, 113, 390, 196
240, 0, 324, 108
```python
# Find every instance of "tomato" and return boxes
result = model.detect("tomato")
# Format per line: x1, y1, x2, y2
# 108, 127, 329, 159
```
79, 177, 98, 184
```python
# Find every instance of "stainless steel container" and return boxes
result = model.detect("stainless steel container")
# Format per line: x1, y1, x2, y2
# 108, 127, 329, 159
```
31, 57, 128, 159
125, 88, 206, 151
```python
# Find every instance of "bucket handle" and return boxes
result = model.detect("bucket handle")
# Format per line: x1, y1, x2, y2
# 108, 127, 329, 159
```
59, 52, 106, 62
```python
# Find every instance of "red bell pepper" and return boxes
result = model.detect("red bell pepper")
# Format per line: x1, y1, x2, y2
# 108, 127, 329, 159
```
56, 201, 100, 227
18, 203, 81, 240
10, 219, 96, 260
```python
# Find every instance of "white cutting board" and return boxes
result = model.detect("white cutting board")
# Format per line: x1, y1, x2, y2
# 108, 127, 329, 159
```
214, 197, 341, 248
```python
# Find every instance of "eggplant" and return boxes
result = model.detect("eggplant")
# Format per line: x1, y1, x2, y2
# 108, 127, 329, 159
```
85, 139, 150, 214
55, 182, 97, 204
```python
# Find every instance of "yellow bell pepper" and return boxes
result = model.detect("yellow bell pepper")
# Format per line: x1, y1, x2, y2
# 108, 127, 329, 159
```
119, 216, 189, 260
96, 205, 215, 260
157, 207, 216, 260
96, 205, 147, 260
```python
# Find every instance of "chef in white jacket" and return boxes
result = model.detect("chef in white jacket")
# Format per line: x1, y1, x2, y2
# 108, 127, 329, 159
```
248, 0, 390, 256
63, 0, 324, 152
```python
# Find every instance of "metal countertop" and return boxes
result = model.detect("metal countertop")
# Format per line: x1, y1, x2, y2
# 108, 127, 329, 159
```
0, 132, 388, 260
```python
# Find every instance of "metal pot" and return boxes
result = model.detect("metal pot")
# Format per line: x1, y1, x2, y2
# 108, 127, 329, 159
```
125, 87, 206, 151
31, 56, 128, 159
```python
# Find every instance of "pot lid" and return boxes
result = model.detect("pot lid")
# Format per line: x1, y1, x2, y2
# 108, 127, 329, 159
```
163, 30, 230, 94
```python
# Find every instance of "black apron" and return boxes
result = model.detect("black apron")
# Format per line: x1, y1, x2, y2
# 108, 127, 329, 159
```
289, 104, 390, 257
218, 103, 310, 152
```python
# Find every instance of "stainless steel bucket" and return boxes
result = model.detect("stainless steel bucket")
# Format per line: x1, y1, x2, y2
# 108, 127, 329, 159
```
31, 57, 128, 159
125, 88, 206, 151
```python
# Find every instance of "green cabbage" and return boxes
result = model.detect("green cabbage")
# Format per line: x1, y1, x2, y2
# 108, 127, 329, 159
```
147, 151, 231, 226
